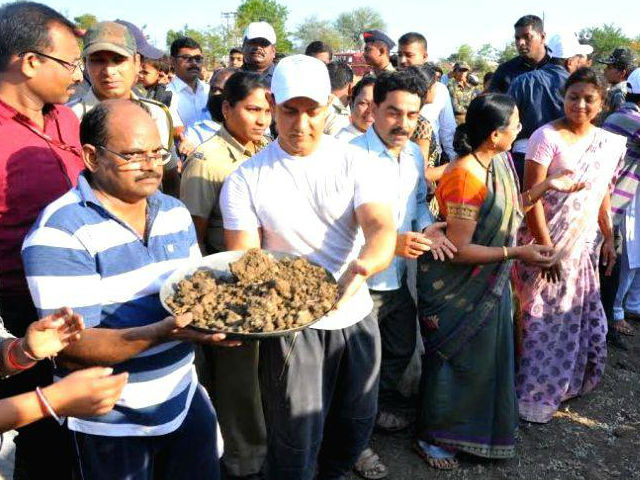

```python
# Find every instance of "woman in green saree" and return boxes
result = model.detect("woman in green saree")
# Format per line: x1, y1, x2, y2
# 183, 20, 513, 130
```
414, 94, 585, 469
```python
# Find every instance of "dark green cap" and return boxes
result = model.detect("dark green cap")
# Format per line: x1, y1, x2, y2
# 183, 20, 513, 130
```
83, 21, 137, 58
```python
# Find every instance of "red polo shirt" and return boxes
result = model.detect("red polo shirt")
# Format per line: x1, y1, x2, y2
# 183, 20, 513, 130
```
0, 99, 84, 296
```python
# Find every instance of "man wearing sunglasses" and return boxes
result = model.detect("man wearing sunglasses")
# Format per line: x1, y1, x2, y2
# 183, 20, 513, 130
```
0, 3, 85, 478
167, 37, 210, 155
68, 21, 180, 196
23, 99, 232, 479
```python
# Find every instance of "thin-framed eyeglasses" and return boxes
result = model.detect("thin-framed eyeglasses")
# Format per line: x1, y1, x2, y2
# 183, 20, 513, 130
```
19, 50, 83, 73
501, 122, 523, 134
174, 54, 203, 64
98, 145, 172, 166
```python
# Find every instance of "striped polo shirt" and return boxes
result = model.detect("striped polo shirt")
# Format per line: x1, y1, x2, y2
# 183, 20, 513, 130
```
21, 172, 201, 437
603, 102, 640, 223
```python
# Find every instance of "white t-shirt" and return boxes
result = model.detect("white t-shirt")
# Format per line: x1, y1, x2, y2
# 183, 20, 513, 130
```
220, 135, 392, 330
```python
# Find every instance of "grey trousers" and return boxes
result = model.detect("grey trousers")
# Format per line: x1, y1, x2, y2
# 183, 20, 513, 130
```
259, 314, 381, 480
196, 342, 267, 476
370, 281, 417, 409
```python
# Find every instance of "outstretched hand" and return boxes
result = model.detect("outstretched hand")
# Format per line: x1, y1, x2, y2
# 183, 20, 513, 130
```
546, 169, 588, 193
166, 313, 242, 347
422, 222, 457, 261
23, 307, 84, 360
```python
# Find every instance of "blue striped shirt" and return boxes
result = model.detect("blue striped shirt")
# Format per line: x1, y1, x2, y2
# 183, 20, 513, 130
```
21, 172, 201, 437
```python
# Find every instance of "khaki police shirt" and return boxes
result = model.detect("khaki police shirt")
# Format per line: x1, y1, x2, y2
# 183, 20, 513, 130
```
324, 96, 351, 136
180, 126, 270, 253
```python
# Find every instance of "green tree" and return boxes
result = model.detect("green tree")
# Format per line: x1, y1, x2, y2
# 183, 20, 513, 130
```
334, 7, 386, 50
293, 16, 346, 52
497, 42, 518, 63
73, 13, 98, 31
580, 24, 630, 61
447, 44, 474, 64
235, 0, 292, 52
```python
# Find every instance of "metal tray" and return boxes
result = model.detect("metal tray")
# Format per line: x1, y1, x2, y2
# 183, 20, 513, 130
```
160, 250, 336, 338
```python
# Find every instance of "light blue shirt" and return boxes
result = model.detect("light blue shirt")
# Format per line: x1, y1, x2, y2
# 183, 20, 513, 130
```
350, 126, 433, 290
185, 116, 220, 146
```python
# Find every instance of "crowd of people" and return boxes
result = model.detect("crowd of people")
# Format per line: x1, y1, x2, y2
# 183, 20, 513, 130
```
0, 2, 638, 480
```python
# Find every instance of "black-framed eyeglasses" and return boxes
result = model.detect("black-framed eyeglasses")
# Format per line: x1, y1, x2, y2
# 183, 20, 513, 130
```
175, 54, 203, 64
19, 50, 83, 73
98, 145, 172, 166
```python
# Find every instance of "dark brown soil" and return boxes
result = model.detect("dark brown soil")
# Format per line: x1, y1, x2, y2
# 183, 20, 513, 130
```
346, 325, 640, 480
166, 249, 338, 333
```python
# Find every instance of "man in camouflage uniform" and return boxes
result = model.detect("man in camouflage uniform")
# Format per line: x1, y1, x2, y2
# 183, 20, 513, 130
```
447, 61, 480, 124
67, 21, 180, 195
599, 47, 637, 119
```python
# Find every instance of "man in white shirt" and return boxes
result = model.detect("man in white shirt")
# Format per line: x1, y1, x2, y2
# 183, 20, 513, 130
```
220, 54, 396, 480
349, 70, 455, 478
167, 37, 210, 154
397, 32, 457, 161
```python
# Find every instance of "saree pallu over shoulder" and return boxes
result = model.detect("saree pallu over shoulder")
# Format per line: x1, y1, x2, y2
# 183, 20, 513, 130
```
417, 152, 522, 359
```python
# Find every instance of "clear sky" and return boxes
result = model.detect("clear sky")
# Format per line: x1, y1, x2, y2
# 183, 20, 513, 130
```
41, 0, 639, 60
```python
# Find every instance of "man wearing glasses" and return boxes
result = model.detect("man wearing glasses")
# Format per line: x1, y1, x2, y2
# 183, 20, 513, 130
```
23, 99, 232, 479
167, 37, 210, 155
0, 3, 84, 478
68, 21, 180, 196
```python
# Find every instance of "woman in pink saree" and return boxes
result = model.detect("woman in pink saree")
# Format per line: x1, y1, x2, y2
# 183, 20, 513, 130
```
514, 68, 627, 423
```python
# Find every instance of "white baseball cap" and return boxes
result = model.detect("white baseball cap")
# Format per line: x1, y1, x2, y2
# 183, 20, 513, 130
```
627, 68, 640, 95
547, 33, 593, 59
243, 21, 277, 45
271, 54, 331, 105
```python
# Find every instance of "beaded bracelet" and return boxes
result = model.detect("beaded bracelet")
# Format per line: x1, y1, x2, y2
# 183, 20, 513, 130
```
35, 387, 65, 425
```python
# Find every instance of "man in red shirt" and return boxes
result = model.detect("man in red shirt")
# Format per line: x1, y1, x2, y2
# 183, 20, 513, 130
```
0, 3, 84, 478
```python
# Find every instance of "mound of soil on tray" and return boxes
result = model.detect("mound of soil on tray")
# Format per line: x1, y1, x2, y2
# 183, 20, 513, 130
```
165, 249, 338, 333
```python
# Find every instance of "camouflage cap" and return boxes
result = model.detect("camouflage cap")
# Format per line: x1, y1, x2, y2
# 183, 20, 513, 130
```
598, 47, 637, 70
83, 21, 137, 58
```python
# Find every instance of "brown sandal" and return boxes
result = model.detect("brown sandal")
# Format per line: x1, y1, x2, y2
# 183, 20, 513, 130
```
613, 320, 636, 336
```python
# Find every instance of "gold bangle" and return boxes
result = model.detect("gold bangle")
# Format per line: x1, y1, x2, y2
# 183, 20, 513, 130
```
503, 246, 509, 260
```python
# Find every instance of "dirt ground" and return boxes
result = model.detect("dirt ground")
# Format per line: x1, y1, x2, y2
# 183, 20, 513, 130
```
348, 323, 640, 480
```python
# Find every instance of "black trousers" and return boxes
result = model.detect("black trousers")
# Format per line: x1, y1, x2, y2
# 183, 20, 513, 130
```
259, 314, 380, 480
370, 281, 417, 410
0, 292, 73, 480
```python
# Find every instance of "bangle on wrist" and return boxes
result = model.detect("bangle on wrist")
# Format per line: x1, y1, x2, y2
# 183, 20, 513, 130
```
6, 338, 36, 370
19, 338, 41, 362
35, 387, 65, 425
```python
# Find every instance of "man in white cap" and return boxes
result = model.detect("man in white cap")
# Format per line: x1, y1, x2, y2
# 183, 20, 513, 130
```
241, 21, 277, 84
220, 54, 396, 480
507, 32, 592, 184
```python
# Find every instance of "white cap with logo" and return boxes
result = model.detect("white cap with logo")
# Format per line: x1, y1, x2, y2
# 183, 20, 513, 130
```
547, 33, 593, 59
243, 21, 277, 45
271, 54, 331, 105
627, 68, 640, 95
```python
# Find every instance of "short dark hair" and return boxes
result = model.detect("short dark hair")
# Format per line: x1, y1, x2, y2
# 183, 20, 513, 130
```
483, 71, 494, 84
453, 93, 516, 156
514, 15, 544, 34
327, 61, 353, 92
141, 55, 171, 74
406, 64, 436, 96
170, 37, 201, 57
350, 75, 376, 108
80, 101, 112, 147
229, 47, 242, 56
563, 67, 607, 99
373, 70, 425, 106
208, 71, 269, 123
398, 32, 427, 51
0, 2, 76, 72
305, 40, 333, 60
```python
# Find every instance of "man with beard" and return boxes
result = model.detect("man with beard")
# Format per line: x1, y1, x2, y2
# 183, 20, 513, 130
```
599, 48, 637, 118
397, 32, 457, 162
0, 3, 84, 477
363, 29, 395, 76
489, 15, 549, 93
23, 99, 233, 480
168, 36, 210, 155
349, 71, 455, 479
241, 21, 277, 85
